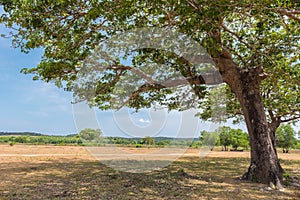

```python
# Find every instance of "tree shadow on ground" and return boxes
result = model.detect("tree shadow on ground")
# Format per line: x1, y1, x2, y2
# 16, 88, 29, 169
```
0, 157, 299, 200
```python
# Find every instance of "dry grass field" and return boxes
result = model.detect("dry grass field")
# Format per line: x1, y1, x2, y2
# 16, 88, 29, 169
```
0, 144, 299, 199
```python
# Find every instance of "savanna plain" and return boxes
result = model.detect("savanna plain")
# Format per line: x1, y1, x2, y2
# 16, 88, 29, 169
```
0, 145, 299, 200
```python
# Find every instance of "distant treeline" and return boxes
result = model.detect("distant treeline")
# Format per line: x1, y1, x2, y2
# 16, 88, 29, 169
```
0, 132, 44, 136
0, 133, 199, 147
103, 137, 199, 147
0, 135, 81, 145
1, 131, 299, 151
0, 132, 76, 137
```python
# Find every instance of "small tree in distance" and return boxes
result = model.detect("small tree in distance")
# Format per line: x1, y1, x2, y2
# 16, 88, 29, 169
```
79, 128, 102, 144
230, 129, 249, 151
142, 136, 155, 146
217, 126, 249, 151
276, 124, 297, 153
217, 126, 232, 151
200, 130, 220, 151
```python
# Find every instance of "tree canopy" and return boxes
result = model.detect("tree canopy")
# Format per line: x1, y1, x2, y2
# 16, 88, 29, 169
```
276, 124, 298, 153
79, 128, 102, 143
0, 0, 298, 123
216, 126, 249, 151
200, 130, 220, 151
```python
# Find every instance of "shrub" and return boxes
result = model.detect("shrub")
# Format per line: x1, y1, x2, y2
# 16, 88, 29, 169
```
9, 141, 15, 146
295, 142, 300, 149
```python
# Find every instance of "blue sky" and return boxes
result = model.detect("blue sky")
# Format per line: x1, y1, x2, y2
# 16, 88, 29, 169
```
0, 35, 77, 135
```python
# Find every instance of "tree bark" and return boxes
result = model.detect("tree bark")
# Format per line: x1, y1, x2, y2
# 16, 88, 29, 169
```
268, 118, 281, 159
214, 55, 284, 189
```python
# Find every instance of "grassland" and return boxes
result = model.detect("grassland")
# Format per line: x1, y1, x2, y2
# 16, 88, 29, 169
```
0, 145, 299, 199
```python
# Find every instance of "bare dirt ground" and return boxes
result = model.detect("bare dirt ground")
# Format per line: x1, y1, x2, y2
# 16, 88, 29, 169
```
0, 145, 299, 161
0, 145, 94, 163
0, 144, 299, 200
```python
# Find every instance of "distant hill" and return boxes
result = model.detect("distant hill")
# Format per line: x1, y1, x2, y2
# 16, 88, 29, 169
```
0, 132, 44, 136
65, 134, 79, 137
0, 132, 80, 137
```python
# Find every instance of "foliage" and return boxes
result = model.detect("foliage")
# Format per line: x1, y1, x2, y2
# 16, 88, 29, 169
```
8, 141, 15, 146
200, 130, 220, 151
217, 126, 232, 151
14, 136, 30, 143
79, 128, 103, 145
216, 126, 249, 151
190, 140, 201, 148
0, 1, 298, 122
141, 136, 155, 146
95, 136, 191, 147
295, 142, 300, 150
0, 132, 249, 149
276, 124, 298, 153
0, 135, 82, 145
155, 140, 171, 147
230, 129, 249, 150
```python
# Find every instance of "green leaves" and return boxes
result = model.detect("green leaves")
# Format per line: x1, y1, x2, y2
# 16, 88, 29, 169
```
276, 124, 298, 153
200, 130, 220, 151
216, 126, 249, 151
200, 126, 249, 151
79, 128, 103, 144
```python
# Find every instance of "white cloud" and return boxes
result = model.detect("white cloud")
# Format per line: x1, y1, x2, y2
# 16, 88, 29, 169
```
138, 118, 150, 123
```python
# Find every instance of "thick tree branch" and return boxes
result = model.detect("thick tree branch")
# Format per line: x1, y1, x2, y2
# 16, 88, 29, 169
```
280, 116, 300, 123
186, 0, 199, 10
277, 9, 300, 22
94, 64, 222, 86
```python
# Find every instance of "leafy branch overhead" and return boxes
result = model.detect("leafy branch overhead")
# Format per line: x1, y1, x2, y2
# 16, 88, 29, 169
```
1, 0, 298, 124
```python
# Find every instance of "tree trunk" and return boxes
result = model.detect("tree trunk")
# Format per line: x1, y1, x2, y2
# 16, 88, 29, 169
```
268, 113, 281, 157
215, 55, 284, 189
237, 71, 284, 189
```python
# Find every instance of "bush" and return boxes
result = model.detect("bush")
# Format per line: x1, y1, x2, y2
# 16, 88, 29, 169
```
156, 140, 171, 147
9, 141, 15, 146
15, 136, 29, 143
295, 142, 300, 149
190, 141, 201, 148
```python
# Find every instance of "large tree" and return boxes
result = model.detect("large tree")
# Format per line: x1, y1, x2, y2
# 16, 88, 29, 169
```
1, 0, 299, 189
